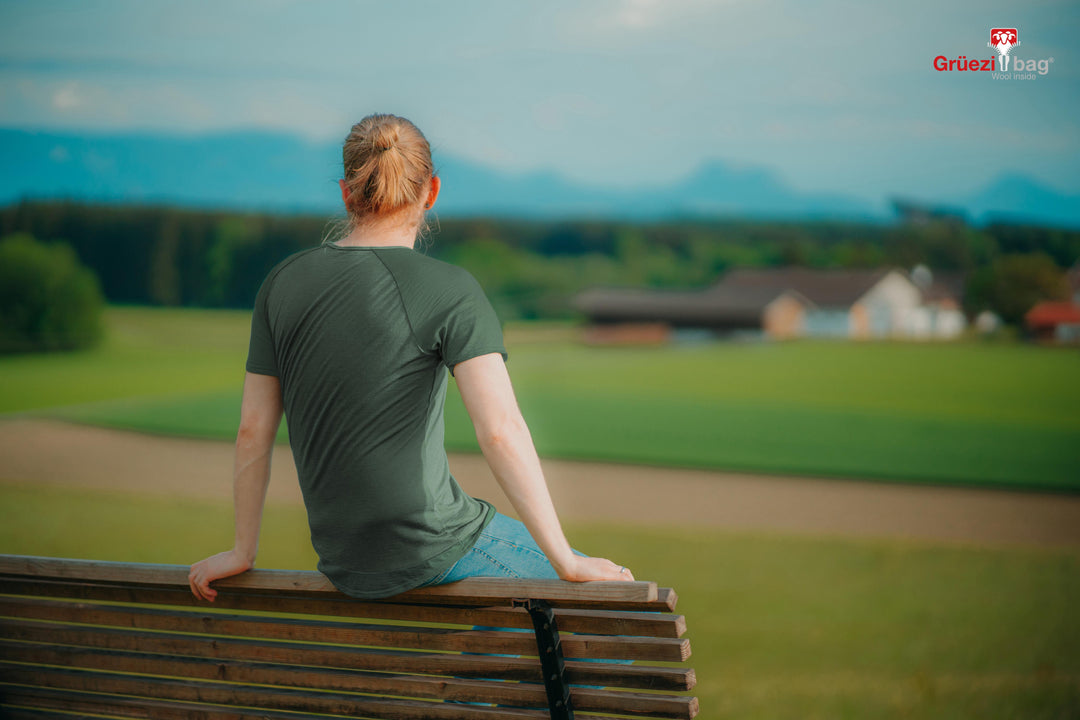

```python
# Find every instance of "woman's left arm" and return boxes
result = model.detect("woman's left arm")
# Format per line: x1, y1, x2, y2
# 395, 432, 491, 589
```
189, 372, 283, 601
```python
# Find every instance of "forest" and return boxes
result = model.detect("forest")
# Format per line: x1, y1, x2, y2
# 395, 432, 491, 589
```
2, 200, 1077, 323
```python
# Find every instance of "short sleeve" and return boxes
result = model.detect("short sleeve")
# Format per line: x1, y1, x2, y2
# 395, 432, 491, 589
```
245, 274, 279, 377
439, 274, 508, 377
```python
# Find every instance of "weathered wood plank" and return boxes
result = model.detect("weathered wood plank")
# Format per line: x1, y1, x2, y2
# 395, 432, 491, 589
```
2, 686, 378, 720
0, 667, 660, 720
0, 556, 661, 609
1, 707, 139, 720
0, 682, 538, 720
657, 588, 678, 611
0, 577, 686, 638
1, 685, 663, 720
0, 596, 690, 662
1, 641, 697, 718
0, 620, 697, 691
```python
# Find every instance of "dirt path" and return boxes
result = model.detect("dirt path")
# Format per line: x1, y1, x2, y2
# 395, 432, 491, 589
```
2, 418, 1078, 548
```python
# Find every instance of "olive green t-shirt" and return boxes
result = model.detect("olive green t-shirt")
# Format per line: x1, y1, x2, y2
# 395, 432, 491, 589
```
246, 241, 505, 598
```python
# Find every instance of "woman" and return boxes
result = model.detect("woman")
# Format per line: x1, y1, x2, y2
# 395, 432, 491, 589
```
189, 114, 633, 601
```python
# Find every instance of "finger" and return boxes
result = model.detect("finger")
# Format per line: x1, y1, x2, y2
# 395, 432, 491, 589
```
196, 577, 210, 602
190, 576, 205, 602
189, 564, 206, 601
194, 572, 213, 602
199, 578, 216, 602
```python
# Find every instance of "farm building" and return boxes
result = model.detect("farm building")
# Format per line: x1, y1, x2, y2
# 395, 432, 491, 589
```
1025, 301, 1080, 344
574, 284, 812, 342
913, 271, 968, 340
575, 267, 967, 342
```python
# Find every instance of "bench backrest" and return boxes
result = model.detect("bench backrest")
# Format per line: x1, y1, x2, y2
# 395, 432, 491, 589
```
0, 554, 698, 719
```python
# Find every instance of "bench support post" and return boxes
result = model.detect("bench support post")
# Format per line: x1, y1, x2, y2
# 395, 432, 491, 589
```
514, 598, 574, 720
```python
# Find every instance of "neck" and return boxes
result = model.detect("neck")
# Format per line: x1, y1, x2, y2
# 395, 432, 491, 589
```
335, 215, 419, 249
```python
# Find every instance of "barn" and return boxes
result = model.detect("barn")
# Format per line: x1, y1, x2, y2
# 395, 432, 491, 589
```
575, 266, 967, 342
573, 284, 812, 342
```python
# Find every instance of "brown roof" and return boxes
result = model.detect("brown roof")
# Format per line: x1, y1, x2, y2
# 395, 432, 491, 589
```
574, 285, 810, 328
714, 268, 893, 307
1025, 301, 1080, 329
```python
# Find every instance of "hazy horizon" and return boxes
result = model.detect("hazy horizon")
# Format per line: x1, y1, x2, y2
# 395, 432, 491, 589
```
1, 0, 1077, 210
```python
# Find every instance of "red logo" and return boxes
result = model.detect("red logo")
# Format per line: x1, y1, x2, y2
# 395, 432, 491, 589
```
988, 28, 1019, 70
933, 27, 1052, 77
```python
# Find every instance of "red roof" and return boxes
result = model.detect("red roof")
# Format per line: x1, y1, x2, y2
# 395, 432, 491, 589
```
1025, 302, 1080, 328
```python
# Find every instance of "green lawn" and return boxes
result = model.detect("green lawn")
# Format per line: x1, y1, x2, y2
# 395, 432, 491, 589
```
2, 306, 1078, 489
1, 481, 1076, 720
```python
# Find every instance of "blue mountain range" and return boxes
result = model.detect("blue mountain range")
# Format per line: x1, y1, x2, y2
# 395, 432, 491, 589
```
2, 128, 1077, 227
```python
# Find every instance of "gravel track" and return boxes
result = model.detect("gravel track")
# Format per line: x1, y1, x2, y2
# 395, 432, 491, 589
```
3, 418, 1078, 548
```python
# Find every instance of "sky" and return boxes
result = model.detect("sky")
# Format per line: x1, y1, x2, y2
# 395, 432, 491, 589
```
1, 0, 1077, 205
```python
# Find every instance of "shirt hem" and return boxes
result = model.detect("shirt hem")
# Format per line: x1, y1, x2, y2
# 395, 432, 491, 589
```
320, 500, 497, 599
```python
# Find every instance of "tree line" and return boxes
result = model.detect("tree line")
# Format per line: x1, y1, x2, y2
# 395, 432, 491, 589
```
2, 200, 1077, 325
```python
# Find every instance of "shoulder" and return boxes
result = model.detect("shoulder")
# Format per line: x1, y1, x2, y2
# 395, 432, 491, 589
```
375, 249, 484, 300
260, 246, 322, 285
255, 246, 324, 301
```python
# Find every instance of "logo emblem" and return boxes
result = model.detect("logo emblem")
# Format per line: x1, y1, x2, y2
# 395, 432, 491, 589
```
988, 28, 1019, 71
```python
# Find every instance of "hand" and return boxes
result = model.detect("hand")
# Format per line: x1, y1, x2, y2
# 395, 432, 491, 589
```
558, 555, 635, 582
188, 549, 253, 602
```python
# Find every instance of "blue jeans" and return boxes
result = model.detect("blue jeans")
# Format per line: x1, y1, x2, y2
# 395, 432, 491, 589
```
417, 510, 632, 701
418, 511, 587, 586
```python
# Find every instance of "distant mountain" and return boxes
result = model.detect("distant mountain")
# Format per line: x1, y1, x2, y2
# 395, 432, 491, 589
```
0, 128, 340, 213
963, 174, 1080, 228
1, 128, 1077, 227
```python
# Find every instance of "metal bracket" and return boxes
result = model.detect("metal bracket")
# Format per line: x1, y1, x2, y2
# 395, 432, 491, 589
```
513, 598, 574, 720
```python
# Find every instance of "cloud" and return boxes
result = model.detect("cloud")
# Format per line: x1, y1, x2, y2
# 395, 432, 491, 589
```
51, 83, 81, 110
613, 0, 665, 29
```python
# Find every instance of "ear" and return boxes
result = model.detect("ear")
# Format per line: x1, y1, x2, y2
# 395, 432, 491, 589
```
339, 179, 350, 207
424, 175, 441, 210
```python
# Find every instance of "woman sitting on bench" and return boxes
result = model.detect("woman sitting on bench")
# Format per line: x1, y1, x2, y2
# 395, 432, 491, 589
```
189, 113, 633, 602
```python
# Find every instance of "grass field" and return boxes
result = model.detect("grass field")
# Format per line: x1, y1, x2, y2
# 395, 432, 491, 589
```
2, 306, 1078, 489
1, 480, 1076, 720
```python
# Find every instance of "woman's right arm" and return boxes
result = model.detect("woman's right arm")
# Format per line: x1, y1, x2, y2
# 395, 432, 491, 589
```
453, 353, 633, 582
189, 372, 284, 601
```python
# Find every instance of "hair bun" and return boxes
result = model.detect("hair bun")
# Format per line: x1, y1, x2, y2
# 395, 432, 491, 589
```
342, 114, 433, 217
371, 124, 399, 152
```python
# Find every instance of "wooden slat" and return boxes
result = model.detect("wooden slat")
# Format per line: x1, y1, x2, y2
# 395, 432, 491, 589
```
0, 596, 689, 662
0, 668, 658, 720
2, 664, 546, 719
1, 642, 697, 718
1, 707, 133, 720
1, 684, 333, 720
399, 577, 658, 609
1, 644, 549, 710
0, 619, 697, 691
0, 577, 686, 638
1, 685, 661, 720
0, 556, 661, 609
1, 682, 529, 719
657, 588, 678, 612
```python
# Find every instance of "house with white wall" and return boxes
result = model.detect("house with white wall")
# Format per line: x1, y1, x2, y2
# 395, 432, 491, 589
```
575, 266, 967, 342
715, 268, 960, 339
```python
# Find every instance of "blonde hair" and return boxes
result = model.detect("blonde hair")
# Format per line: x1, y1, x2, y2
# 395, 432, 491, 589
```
342, 114, 434, 221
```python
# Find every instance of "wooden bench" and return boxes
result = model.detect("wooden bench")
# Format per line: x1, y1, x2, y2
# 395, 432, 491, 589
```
0, 554, 697, 719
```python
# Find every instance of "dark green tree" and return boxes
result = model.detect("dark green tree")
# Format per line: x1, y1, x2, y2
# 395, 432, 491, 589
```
965, 253, 1068, 325
0, 233, 105, 353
